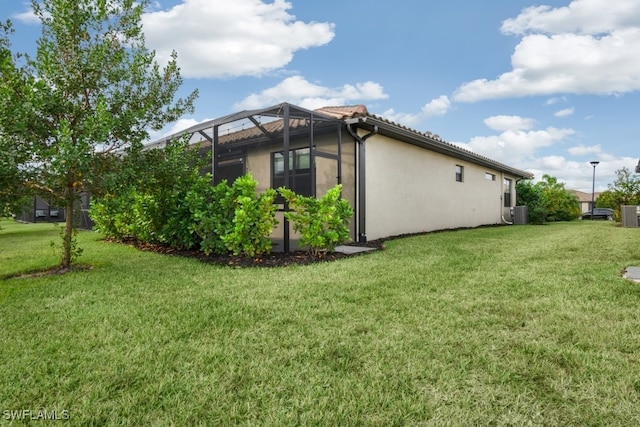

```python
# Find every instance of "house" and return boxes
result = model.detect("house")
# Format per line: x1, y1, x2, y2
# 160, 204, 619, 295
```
570, 190, 600, 213
147, 103, 533, 251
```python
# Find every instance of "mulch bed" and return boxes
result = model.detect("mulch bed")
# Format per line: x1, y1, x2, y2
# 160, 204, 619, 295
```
128, 239, 386, 268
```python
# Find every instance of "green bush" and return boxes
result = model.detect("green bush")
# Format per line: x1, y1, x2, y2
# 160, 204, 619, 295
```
91, 188, 159, 242
92, 169, 279, 256
221, 174, 278, 257
279, 184, 353, 256
161, 175, 213, 250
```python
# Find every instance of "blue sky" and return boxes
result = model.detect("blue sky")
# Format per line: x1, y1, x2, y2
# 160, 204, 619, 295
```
3, 0, 640, 192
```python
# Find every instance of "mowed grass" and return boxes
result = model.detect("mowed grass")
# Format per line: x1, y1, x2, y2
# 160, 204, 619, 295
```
1, 219, 640, 426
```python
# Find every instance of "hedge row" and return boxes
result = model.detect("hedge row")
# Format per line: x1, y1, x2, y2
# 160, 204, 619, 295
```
90, 143, 352, 256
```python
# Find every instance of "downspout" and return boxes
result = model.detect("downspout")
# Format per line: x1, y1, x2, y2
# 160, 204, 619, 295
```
346, 121, 378, 243
283, 104, 291, 252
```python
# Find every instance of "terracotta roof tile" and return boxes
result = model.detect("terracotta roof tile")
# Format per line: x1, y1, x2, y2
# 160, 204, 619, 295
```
315, 105, 369, 119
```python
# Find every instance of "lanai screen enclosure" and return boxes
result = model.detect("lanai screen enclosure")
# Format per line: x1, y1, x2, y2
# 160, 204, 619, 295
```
147, 103, 345, 252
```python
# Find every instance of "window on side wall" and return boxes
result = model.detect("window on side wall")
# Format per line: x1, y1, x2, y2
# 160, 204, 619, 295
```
485, 173, 496, 181
272, 147, 312, 197
455, 165, 464, 182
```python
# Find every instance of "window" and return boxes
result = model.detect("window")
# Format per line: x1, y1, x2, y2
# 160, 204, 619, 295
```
272, 147, 312, 197
485, 173, 496, 181
215, 158, 245, 185
503, 178, 512, 207
455, 165, 464, 182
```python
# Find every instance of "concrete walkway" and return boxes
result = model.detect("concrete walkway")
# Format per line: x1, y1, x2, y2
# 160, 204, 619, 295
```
334, 245, 377, 255
623, 266, 640, 282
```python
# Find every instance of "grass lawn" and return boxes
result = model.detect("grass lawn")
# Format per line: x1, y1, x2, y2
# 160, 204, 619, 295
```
1, 219, 640, 425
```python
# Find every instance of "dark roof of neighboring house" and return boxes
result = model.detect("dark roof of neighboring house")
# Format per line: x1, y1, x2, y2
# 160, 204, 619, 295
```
145, 102, 533, 180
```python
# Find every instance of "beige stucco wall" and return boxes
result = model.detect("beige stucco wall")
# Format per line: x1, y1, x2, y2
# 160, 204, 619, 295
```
231, 126, 523, 245
364, 133, 520, 241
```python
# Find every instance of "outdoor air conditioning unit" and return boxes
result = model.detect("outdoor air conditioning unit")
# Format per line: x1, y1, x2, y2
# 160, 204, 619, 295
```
621, 205, 640, 228
513, 206, 529, 225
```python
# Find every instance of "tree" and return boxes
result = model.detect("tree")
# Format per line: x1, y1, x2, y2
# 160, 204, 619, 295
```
515, 180, 546, 224
516, 175, 580, 223
0, 22, 34, 219
0, 0, 197, 269
597, 167, 640, 219
536, 174, 581, 221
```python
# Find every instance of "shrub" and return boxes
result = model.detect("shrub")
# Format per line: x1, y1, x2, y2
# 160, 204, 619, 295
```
91, 188, 159, 242
221, 174, 278, 257
279, 184, 353, 256
187, 178, 235, 256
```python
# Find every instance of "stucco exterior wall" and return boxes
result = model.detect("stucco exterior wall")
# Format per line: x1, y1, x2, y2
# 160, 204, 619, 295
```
364, 133, 519, 241
225, 125, 523, 245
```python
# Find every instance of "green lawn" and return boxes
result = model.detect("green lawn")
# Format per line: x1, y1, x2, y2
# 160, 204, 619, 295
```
1, 219, 640, 426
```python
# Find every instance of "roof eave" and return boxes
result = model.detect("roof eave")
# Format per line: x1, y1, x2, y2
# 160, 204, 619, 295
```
346, 116, 534, 180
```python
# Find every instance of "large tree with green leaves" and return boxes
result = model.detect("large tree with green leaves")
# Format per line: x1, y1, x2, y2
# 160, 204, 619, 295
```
0, 0, 197, 269
596, 167, 640, 219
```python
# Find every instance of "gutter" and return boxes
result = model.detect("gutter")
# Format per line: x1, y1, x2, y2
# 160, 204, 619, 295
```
346, 119, 378, 243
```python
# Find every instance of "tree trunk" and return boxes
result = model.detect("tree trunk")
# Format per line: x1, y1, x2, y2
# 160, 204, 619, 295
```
61, 184, 74, 269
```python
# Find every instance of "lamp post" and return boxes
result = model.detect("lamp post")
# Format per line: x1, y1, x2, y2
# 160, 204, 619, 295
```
590, 161, 599, 220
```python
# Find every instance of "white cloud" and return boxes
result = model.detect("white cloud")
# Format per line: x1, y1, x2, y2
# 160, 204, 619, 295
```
527, 155, 638, 192
568, 144, 602, 156
484, 115, 536, 132
500, 0, 640, 35
420, 95, 452, 117
142, 0, 335, 79
546, 96, 568, 105
382, 95, 451, 127
453, 0, 640, 102
233, 76, 388, 110
12, 9, 39, 24
554, 107, 575, 117
454, 115, 574, 167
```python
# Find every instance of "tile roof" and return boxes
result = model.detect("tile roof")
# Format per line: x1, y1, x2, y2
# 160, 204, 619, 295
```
315, 105, 369, 119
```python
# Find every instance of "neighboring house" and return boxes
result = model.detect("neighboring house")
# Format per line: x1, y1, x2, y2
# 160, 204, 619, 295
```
570, 190, 600, 213
148, 103, 533, 251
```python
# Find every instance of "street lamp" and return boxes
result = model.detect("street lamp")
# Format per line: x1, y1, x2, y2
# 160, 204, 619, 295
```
590, 161, 599, 220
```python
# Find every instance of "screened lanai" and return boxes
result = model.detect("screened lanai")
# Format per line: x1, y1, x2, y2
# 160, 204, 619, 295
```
146, 102, 346, 252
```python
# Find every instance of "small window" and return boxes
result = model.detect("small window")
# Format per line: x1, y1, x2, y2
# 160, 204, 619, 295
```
455, 165, 464, 182
485, 173, 496, 181
49, 209, 59, 217
35, 209, 47, 218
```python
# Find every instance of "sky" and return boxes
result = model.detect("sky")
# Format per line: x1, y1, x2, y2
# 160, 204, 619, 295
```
3, 0, 640, 193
